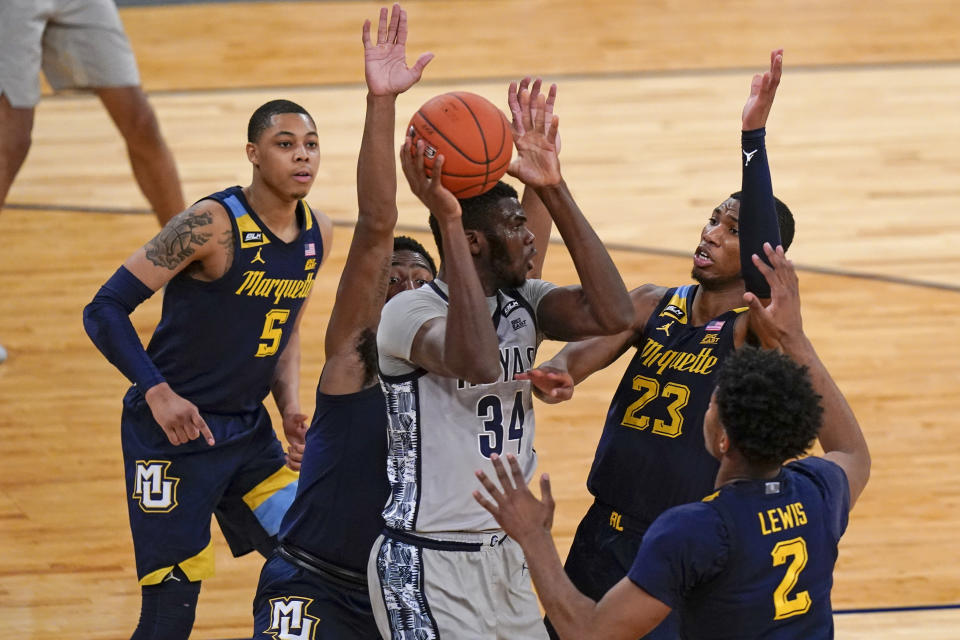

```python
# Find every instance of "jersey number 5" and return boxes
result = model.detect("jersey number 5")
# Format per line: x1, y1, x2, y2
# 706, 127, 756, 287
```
771, 536, 812, 620
256, 309, 290, 357
620, 374, 690, 437
477, 391, 525, 458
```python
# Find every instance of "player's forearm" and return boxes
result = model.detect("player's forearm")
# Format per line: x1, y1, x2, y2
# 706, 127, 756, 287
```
782, 334, 870, 496
739, 128, 781, 298
271, 331, 302, 417
521, 529, 605, 640
438, 217, 501, 382
533, 181, 631, 334
83, 266, 165, 391
356, 93, 399, 234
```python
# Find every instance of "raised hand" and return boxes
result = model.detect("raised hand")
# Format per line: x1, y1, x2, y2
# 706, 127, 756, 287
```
144, 382, 215, 446
281, 411, 308, 470
743, 242, 803, 349
362, 4, 434, 97
506, 79, 561, 187
516, 365, 574, 403
400, 132, 461, 222
742, 49, 783, 131
473, 453, 555, 544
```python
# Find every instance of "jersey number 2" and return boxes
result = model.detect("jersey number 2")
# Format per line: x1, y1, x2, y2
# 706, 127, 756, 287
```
256, 309, 290, 357
477, 391, 525, 458
771, 536, 812, 620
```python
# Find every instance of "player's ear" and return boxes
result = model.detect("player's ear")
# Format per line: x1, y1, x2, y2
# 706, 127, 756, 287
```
246, 142, 259, 167
465, 229, 484, 256
718, 429, 730, 455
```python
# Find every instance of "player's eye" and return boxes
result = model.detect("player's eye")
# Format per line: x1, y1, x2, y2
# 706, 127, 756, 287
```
416, 279, 427, 286
389, 277, 399, 284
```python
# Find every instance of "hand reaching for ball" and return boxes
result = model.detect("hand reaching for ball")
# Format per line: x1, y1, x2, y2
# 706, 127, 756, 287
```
507, 79, 562, 188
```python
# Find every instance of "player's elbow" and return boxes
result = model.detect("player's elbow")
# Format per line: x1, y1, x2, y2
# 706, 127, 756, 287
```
460, 362, 502, 385
593, 303, 633, 335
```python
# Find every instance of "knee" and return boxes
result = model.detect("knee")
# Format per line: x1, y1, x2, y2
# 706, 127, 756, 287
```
131, 571, 201, 640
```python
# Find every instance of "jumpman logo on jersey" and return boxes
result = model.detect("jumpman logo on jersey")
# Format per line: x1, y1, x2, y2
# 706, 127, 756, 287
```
251, 247, 266, 264
743, 149, 758, 166
657, 321, 674, 336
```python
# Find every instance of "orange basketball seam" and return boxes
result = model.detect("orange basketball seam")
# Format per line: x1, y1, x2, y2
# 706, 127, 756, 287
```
450, 93, 493, 186
415, 109, 486, 166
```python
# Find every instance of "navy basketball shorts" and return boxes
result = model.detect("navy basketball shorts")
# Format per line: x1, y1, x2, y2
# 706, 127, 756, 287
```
121, 388, 298, 585
546, 500, 679, 640
253, 552, 380, 639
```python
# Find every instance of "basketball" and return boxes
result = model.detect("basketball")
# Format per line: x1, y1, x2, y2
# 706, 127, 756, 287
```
408, 92, 513, 198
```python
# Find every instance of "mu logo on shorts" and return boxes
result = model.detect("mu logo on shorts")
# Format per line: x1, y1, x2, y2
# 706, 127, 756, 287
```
267, 597, 320, 640
132, 460, 179, 513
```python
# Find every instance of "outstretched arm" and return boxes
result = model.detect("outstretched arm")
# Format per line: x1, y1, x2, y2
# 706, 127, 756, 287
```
506, 83, 632, 340
739, 49, 784, 298
474, 454, 671, 640
744, 244, 870, 506
320, 3, 432, 395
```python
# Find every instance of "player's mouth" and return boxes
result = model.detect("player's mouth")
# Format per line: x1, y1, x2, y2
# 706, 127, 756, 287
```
293, 170, 313, 183
693, 246, 714, 268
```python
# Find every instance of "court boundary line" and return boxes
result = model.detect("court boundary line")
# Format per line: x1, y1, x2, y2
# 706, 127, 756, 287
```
35, 59, 960, 100
6, 203, 959, 293
835, 603, 960, 615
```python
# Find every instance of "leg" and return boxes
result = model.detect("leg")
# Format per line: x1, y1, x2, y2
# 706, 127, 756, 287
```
0, 94, 34, 214
96, 86, 184, 225
131, 567, 201, 640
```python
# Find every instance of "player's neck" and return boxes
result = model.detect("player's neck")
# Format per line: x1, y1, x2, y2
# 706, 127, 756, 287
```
691, 282, 745, 325
436, 264, 499, 298
243, 183, 301, 242
715, 455, 781, 488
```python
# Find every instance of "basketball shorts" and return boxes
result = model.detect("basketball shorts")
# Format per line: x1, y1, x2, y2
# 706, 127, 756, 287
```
546, 500, 679, 640
369, 528, 548, 640
253, 548, 380, 639
121, 387, 298, 585
0, 0, 140, 108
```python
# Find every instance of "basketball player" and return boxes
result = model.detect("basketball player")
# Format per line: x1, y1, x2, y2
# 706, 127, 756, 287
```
520, 50, 791, 639
251, 6, 433, 638
0, 0, 184, 223
369, 78, 634, 638
475, 243, 871, 639
82, 95, 332, 639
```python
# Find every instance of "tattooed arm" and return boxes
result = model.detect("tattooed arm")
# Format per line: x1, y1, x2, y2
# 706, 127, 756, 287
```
126, 200, 234, 287
83, 201, 232, 447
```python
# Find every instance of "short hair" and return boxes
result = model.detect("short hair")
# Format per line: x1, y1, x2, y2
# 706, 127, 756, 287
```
393, 235, 437, 275
428, 181, 519, 260
715, 346, 823, 467
728, 191, 795, 251
247, 99, 314, 143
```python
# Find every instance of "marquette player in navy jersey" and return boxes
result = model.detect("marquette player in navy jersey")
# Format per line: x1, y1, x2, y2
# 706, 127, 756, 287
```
251, 5, 433, 638
83, 93, 333, 637
476, 243, 871, 639
519, 50, 792, 639
370, 74, 633, 639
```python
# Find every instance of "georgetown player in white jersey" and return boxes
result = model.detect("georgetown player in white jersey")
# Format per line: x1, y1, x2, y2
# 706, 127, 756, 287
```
369, 83, 634, 639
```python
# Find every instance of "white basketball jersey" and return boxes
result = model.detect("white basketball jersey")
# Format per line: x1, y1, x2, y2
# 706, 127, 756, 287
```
378, 279, 552, 533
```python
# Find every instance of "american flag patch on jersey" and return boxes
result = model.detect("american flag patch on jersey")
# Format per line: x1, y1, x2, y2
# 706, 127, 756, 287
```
304, 242, 316, 257
705, 320, 725, 332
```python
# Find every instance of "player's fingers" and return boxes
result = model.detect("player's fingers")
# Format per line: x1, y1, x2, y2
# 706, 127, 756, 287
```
533, 94, 547, 131
475, 470, 504, 503
194, 414, 215, 446
386, 4, 400, 43
396, 7, 407, 45
163, 425, 182, 446
432, 153, 446, 185
518, 88, 534, 132
377, 6, 388, 44
547, 114, 560, 145
529, 78, 542, 120
505, 454, 526, 489
473, 490, 498, 516
490, 454, 514, 492
540, 473, 555, 509
411, 52, 434, 78
361, 19, 372, 48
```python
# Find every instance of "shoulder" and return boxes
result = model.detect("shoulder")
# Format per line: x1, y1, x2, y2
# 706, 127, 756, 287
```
517, 278, 558, 310
787, 457, 850, 496
630, 284, 669, 330
307, 205, 334, 261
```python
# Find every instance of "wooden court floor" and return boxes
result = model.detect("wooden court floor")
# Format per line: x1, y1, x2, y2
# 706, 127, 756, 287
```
2, 1, 960, 637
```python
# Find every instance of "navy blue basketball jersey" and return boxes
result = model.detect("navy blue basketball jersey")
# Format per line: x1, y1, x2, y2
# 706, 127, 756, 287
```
145, 186, 322, 413
587, 285, 744, 525
628, 457, 850, 639
278, 384, 389, 573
